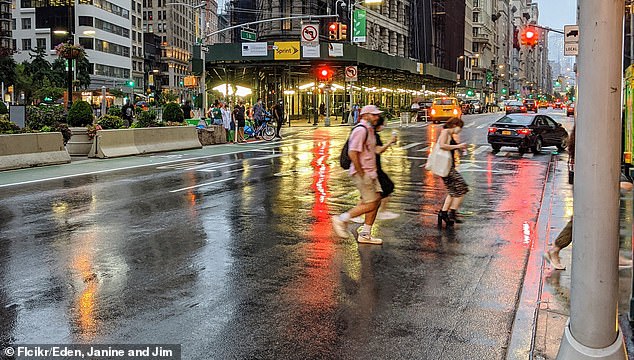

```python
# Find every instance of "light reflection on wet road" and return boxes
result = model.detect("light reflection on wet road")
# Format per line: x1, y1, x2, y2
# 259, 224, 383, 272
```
0, 111, 573, 359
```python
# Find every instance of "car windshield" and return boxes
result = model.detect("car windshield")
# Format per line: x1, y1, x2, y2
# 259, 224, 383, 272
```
468, 100, 480, 104
524, 100, 535, 103
508, 101, 523, 106
495, 115, 534, 125
434, 99, 456, 105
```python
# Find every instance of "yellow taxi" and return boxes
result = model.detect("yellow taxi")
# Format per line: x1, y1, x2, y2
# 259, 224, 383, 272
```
429, 97, 461, 124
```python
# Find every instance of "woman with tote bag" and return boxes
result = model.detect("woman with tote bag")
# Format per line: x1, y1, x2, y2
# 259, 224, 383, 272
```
427, 118, 469, 227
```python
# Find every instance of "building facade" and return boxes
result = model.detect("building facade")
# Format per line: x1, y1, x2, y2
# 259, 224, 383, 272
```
0, 0, 11, 52
470, 0, 496, 99
494, 0, 512, 97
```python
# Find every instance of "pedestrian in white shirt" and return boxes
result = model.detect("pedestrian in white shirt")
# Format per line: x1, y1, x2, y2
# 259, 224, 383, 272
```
220, 102, 232, 143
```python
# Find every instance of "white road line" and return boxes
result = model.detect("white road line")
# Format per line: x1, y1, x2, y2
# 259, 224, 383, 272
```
477, 124, 488, 129
401, 142, 424, 150
169, 177, 236, 193
464, 122, 476, 128
474, 146, 489, 155
417, 146, 430, 152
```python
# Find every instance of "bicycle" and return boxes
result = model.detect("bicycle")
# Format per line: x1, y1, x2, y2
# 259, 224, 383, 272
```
244, 113, 276, 141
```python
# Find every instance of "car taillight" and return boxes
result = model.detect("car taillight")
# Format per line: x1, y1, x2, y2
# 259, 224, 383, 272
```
517, 128, 532, 135
506, 106, 511, 110
488, 127, 497, 133
521, 106, 526, 110
453, 109, 459, 115
431, 109, 436, 115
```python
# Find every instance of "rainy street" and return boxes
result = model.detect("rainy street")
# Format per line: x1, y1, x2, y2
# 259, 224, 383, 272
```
0, 110, 573, 359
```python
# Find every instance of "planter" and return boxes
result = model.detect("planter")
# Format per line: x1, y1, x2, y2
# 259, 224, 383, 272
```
66, 127, 93, 156
197, 125, 227, 145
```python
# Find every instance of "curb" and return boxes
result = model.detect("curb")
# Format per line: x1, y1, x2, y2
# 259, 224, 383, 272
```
506, 152, 560, 360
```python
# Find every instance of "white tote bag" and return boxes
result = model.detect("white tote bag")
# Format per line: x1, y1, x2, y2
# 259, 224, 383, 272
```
425, 142, 452, 177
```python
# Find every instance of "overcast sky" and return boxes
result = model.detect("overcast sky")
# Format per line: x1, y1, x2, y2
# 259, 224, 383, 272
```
532, 0, 577, 30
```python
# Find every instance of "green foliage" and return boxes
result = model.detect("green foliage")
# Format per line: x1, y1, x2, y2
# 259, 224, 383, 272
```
75, 57, 92, 89
134, 110, 159, 128
49, 58, 67, 88
67, 100, 94, 127
109, 89, 125, 99
162, 103, 184, 123
97, 114, 124, 129
107, 106, 122, 117
33, 78, 65, 102
25, 47, 52, 86
163, 91, 179, 103
0, 102, 7, 115
0, 56, 17, 87
26, 105, 66, 130
0, 115, 20, 133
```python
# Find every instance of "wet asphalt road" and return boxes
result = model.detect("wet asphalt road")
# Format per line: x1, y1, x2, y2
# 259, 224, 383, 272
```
0, 110, 573, 359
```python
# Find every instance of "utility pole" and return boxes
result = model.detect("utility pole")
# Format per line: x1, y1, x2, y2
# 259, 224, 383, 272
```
557, 1, 628, 359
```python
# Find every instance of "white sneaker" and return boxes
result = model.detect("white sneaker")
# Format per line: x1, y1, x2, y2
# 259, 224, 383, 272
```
332, 215, 350, 238
357, 232, 383, 245
376, 211, 400, 220
351, 216, 364, 224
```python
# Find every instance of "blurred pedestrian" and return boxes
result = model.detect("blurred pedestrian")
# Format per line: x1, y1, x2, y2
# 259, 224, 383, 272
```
233, 100, 246, 143
332, 105, 384, 245
220, 102, 232, 143
182, 100, 193, 120
272, 99, 284, 139
211, 102, 222, 125
436, 118, 469, 227
253, 98, 264, 127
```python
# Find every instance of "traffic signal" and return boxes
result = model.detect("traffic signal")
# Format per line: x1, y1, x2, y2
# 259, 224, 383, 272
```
466, 89, 475, 97
501, 88, 508, 95
126, 80, 135, 87
339, 23, 348, 41
328, 22, 339, 40
316, 66, 334, 82
520, 26, 539, 47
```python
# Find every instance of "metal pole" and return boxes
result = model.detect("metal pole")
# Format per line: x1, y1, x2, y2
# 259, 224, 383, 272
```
100, 86, 106, 118
325, 88, 330, 126
630, 3, 633, 65
557, 1, 627, 358
1, 81, 4, 104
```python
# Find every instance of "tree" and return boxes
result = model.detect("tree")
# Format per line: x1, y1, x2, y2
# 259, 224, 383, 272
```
49, 58, 67, 88
566, 86, 576, 101
25, 47, 52, 86
0, 56, 17, 87
76, 57, 92, 89
15, 63, 34, 104
33, 78, 65, 102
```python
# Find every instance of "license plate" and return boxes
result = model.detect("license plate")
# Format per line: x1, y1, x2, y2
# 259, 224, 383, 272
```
502, 130, 512, 135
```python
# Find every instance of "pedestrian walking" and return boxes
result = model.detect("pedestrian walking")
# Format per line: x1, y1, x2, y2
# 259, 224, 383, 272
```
253, 98, 264, 127
182, 100, 193, 120
351, 116, 399, 223
352, 104, 360, 125
220, 102, 232, 143
272, 99, 284, 139
233, 100, 246, 143
211, 102, 223, 125
332, 105, 384, 245
435, 118, 469, 227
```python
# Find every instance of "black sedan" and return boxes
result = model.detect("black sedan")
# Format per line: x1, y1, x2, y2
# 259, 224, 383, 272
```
487, 114, 569, 154
505, 101, 527, 115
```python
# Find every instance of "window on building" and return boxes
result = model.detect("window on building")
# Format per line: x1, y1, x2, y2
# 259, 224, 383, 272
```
157, 23, 162, 32
138, 33, 141, 42
11, 19, 15, 30
36, 38, 45, 49
142, 11, 146, 20
79, 16, 93, 26
148, 24, 153, 32
79, 37, 93, 49
21, 18, 31, 29
131, 0, 135, 10
147, 0, 151, 7
473, 0, 479, 7
22, 38, 31, 50
12, 39, 16, 50
473, 12, 479, 23
148, 12, 152, 20
157, 11, 161, 20
472, 43, 479, 53
473, 27, 479, 37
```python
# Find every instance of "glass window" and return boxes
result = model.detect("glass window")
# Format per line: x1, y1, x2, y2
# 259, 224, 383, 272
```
472, 27, 479, 36
36, 38, 45, 49
157, 10, 161, 20
21, 18, 31, 29
79, 16, 93, 26
79, 37, 93, 49
496, 115, 533, 125
21, 38, 31, 50
131, 0, 135, 10
473, 12, 479, 23
11, 19, 15, 30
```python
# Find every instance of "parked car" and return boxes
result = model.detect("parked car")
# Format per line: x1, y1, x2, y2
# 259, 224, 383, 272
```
468, 100, 484, 114
523, 99, 538, 113
487, 114, 569, 154
505, 101, 527, 114
566, 102, 575, 117
430, 97, 461, 123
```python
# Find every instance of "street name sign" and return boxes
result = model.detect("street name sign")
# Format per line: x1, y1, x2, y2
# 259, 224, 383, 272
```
274, 42, 300, 60
301, 24, 319, 47
242, 42, 268, 57
240, 29, 257, 42
345, 66, 358, 82
353, 9, 367, 43
564, 25, 579, 56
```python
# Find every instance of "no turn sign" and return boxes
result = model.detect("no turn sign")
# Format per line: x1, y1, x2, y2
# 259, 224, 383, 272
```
345, 66, 358, 82
301, 24, 319, 46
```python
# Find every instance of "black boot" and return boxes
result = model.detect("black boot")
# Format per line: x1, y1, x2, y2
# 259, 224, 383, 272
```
449, 210, 463, 224
438, 210, 454, 228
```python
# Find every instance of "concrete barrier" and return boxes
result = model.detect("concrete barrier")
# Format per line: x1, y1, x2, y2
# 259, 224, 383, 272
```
89, 126, 202, 158
197, 125, 227, 145
0, 132, 71, 171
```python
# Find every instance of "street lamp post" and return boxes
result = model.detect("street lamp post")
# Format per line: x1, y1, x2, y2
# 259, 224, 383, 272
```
456, 55, 465, 80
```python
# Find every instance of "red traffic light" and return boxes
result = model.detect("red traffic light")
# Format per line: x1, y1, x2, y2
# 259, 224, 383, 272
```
317, 66, 334, 81
329, 22, 339, 40
525, 30, 535, 39
329, 23, 338, 32
520, 26, 539, 47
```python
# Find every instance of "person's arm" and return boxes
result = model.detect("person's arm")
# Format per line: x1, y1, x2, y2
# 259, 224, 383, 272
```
438, 130, 466, 151
375, 136, 397, 154
348, 127, 366, 177
349, 150, 364, 178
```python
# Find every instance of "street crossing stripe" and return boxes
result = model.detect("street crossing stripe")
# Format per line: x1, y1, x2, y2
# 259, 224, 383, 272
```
477, 124, 488, 129
464, 122, 476, 128
474, 146, 489, 155
169, 177, 236, 193
401, 142, 424, 150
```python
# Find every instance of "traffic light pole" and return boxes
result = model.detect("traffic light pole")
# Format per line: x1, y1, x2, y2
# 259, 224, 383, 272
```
556, 1, 627, 358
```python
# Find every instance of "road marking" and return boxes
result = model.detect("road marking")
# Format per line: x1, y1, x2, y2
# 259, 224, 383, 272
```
401, 142, 424, 150
169, 177, 236, 193
417, 146, 430, 152
156, 161, 204, 170
464, 122, 476, 128
477, 123, 489, 129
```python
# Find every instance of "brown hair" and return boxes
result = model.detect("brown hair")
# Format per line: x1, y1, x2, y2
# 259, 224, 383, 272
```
443, 118, 464, 129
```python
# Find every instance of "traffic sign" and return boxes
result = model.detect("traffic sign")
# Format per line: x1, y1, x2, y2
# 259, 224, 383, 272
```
274, 42, 300, 60
564, 25, 579, 44
564, 43, 578, 56
345, 66, 358, 82
353, 9, 367, 43
301, 24, 319, 46
241, 29, 256, 42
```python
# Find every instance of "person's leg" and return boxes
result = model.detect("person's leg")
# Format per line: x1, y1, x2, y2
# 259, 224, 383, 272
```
545, 219, 572, 270
276, 120, 282, 138
441, 195, 453, 211
450, 196, 464, 210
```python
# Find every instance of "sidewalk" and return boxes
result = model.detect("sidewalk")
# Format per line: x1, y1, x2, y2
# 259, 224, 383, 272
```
508, 152, 634, 359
